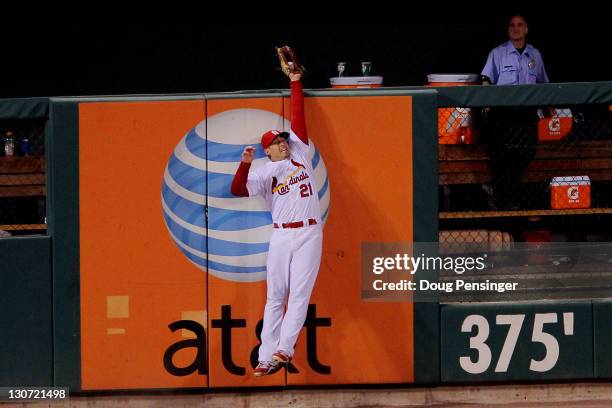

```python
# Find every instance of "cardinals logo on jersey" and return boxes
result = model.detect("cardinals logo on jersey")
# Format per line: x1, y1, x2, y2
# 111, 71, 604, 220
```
271, 160, 308, 196
271, 160, 311, 196
272, 176, 290, 195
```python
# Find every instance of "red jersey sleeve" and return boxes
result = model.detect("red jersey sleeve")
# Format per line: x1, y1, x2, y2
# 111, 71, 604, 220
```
230, 161, 251, 197
290, 80, 308, 145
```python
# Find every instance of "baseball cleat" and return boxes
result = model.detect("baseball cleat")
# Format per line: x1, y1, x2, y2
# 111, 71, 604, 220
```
272, 350, 292, 365
253, 361, 281, 377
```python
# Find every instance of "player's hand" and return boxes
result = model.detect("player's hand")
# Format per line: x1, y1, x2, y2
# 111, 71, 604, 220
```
242, 146, 255, 163
289, 72, 302, 82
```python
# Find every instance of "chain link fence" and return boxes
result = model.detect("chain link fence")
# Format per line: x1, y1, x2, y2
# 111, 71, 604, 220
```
438, 101, 612, 300
0, 118, 46, 237
439, 102, 612, 242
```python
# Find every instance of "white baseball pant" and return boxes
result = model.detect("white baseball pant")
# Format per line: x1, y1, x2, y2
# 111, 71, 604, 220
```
258, 223, 323, 362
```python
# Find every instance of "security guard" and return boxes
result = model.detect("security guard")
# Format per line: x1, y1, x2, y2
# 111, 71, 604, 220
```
480, 15, 549, 210
481, 15, 549, 85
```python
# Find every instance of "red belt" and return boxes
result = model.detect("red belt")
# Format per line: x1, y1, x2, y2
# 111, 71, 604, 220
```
274, 219, 317, 229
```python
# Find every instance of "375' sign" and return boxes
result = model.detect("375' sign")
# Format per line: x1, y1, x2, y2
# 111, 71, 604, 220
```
460, 312, 574, 374
441, 303, 593, 381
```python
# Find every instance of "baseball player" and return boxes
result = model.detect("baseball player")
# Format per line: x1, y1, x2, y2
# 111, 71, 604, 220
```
230, 67, 323, 377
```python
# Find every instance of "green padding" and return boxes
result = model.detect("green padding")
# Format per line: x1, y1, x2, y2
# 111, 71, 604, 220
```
0, 97, 49, 119
593, 301, 612, 378
51, 95, 204, 103
412, 91, 438, 244
413, 303, 440, 384
48, 102, 81, 390
412, 91, 440, 383
430, 81, 612, 107
441, 302, 593, 382
21, 81, 612, 110
205, 92, 282, 100
0, 236, 52, 386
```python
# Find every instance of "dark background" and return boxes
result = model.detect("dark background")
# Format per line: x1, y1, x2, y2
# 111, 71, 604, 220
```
2, 14, 609, 98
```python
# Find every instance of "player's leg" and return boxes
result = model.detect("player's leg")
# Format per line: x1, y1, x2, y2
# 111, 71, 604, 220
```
258, 230, 291, 362
277, 225, 323, 357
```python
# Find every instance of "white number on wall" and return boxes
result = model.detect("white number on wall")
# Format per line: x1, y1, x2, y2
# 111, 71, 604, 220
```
458, 312, 574, 374
495, 314, 525, 372
530, 313, 560, 372
459, 315, 492, 374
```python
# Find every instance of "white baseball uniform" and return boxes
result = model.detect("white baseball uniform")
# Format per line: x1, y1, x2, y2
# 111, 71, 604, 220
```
231, 80, 323, 362
248, 132, 323, 362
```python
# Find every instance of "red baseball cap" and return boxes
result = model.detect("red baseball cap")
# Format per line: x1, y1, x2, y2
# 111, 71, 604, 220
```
261, 130, 289, 149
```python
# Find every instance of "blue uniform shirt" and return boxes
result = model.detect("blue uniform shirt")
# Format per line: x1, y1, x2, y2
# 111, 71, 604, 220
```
481, 41, 549, 85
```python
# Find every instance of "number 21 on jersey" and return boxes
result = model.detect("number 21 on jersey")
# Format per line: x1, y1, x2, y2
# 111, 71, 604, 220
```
300, 183, 313, 198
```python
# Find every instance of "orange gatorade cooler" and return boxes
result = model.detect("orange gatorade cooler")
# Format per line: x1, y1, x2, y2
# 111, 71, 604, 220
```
550, 176, 591, 209
427, 74, 479, 144
538, 108, 573, 141
329, 76, 383, 89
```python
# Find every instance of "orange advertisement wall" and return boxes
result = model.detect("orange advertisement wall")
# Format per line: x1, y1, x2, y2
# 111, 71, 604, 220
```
78, 94, 414, 390
205, 97, 286, 388
79, 101, 208, 390
286, 96, 414, 385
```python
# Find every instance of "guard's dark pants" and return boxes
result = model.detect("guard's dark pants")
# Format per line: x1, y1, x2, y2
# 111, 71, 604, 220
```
483, 107, 538, 210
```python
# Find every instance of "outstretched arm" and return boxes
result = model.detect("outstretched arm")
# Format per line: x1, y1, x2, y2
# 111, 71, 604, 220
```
289, 73, 308, 145
230, 146, 255, 197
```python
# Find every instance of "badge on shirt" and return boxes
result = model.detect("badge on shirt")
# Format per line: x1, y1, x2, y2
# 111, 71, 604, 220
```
528, 59, 536, 69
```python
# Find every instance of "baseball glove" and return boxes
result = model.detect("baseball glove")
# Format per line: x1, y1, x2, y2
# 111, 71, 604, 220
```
276, 45, 306, 76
